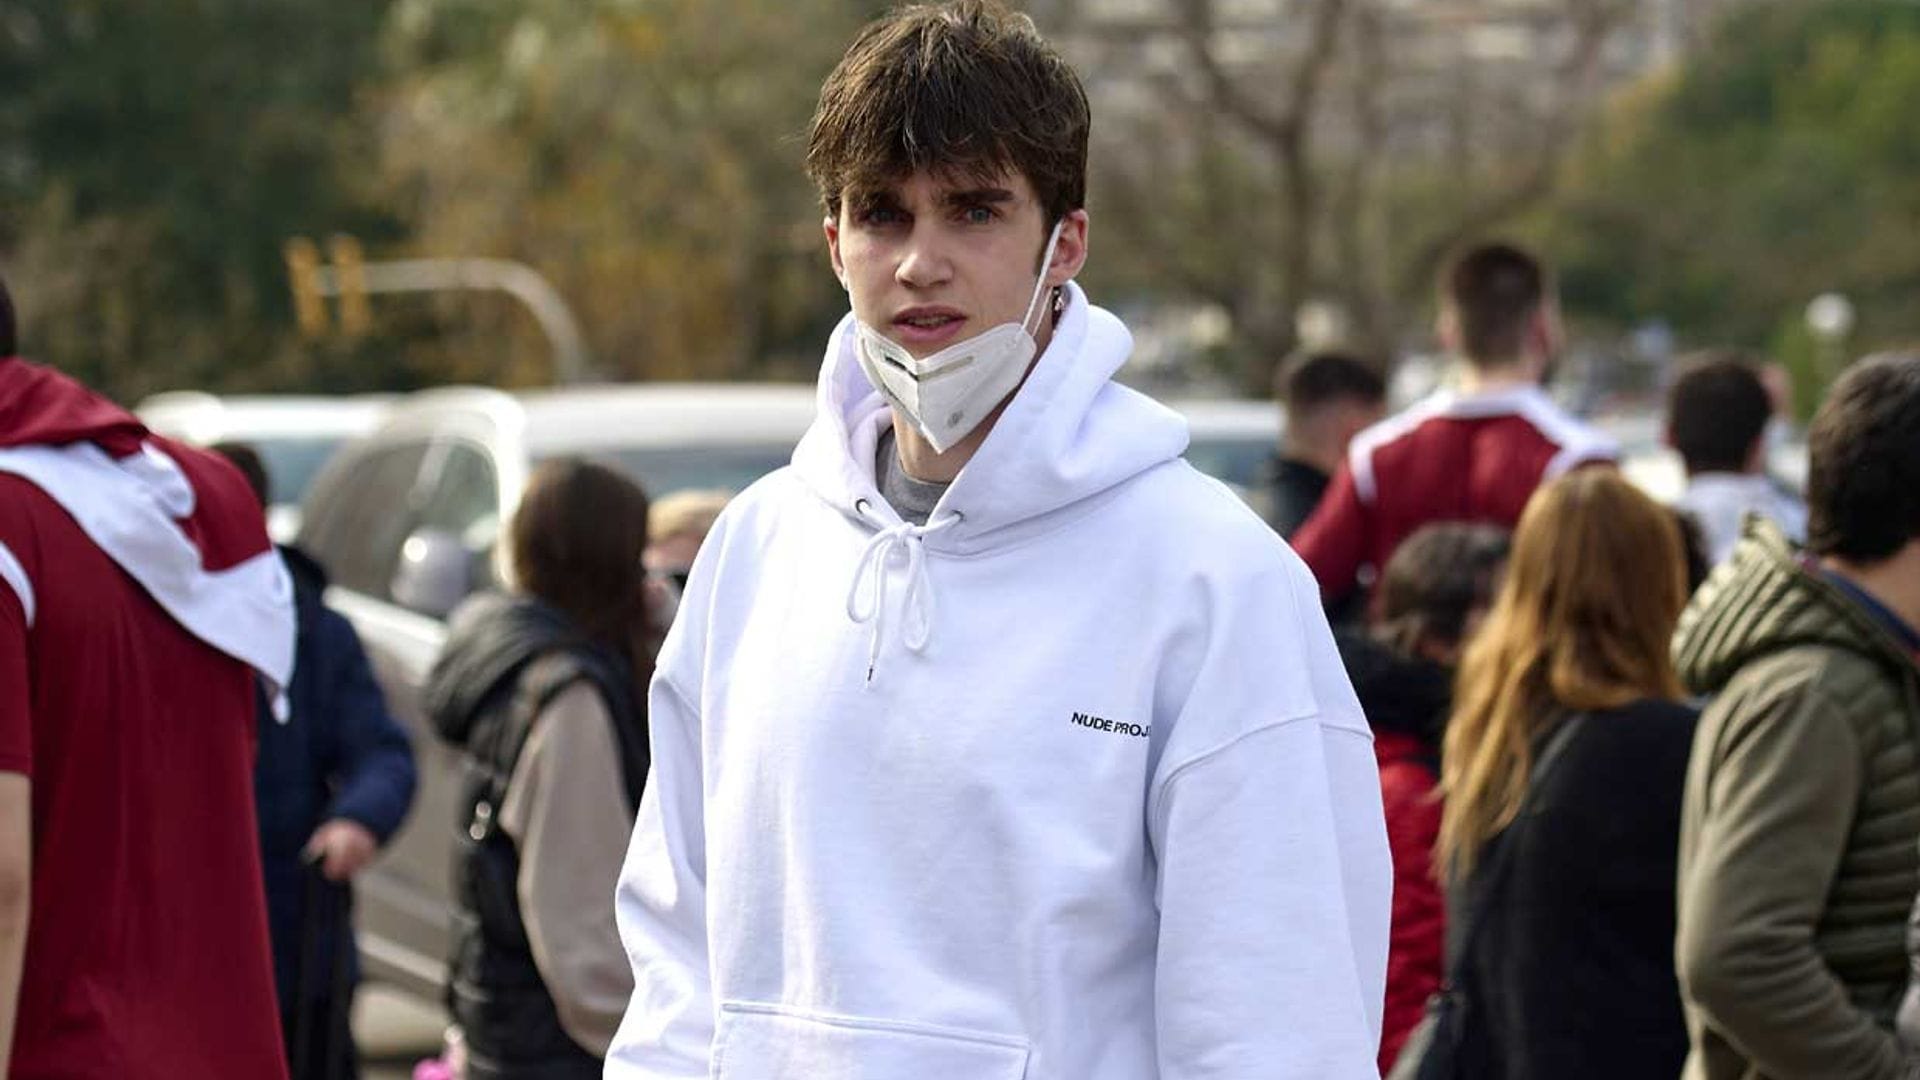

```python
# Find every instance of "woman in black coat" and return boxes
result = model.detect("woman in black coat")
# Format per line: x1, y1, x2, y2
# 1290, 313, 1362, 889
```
1433, 470, 1698, 1080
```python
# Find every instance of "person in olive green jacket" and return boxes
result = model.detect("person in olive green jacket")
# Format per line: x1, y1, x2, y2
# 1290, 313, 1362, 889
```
1673, 352, 1920, 1080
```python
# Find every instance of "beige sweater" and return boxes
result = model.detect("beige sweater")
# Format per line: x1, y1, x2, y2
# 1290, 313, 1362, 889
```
499, 663, 635, 1057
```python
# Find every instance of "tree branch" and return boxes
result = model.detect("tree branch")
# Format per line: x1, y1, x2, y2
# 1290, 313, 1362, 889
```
1171, 0, 1295, 147
1397, 0, 1632, 298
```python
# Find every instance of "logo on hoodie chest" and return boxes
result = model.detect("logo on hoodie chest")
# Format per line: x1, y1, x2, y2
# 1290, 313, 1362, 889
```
1069, 711, 1150, 739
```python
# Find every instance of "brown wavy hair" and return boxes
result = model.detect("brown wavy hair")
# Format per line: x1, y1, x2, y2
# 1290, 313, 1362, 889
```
806, 0, 1090, 223
506, 458, 658, 685
1437, 470, 1688, 878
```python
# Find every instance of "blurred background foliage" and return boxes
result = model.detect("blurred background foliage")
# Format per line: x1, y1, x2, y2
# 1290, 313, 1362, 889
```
1544, 0, 1920, 417
0, 0, 1915, 402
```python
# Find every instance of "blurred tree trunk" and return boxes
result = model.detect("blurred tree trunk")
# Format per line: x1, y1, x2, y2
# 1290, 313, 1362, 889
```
1093, 0, 1631, 394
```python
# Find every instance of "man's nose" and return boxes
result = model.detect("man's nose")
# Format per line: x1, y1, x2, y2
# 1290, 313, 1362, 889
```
895, 225, 954, 289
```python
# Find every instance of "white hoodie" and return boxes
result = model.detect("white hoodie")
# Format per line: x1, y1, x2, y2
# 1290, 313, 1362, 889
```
610, 285, 1391, 1080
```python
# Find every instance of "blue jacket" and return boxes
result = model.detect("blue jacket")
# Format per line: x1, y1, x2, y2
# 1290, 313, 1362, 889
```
256, 545, 417, 1007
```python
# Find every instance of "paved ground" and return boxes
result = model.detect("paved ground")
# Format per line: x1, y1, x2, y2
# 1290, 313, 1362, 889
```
356, 984, 447, 1079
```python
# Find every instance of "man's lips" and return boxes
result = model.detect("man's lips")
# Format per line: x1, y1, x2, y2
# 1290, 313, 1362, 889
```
891, 308, 967, 347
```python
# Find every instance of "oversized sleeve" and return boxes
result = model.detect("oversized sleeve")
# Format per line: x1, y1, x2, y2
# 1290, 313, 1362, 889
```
606, 674, 712, 1078
499, 680, 636, 1057
1290, 463, 1371, 610
1676, 671, 1906, 1079
1148, 549, 1392, 1079
315, 607, 417, 843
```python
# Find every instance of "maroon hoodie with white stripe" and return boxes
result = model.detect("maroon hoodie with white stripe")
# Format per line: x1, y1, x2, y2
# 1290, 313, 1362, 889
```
1293, 383, 1616, 606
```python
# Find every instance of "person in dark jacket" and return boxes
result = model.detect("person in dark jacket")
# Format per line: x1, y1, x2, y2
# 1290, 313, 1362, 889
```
1264, 350, 1386, 539
215, 443, 418, 1080
425, 458, 656, 1080
1432, 469, 1698, 1080
1679, 352, 1920, 1080
1340, 522, 1509, 1074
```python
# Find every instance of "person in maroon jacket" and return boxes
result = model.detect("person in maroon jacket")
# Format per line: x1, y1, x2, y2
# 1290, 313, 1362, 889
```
0, 275, 297, 1078
1336, 522, 1511, 1073
1293, 242, 1616, 609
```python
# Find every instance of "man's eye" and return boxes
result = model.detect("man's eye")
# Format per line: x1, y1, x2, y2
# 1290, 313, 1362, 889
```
962, 206, 995, 225
859, 207, 904, 226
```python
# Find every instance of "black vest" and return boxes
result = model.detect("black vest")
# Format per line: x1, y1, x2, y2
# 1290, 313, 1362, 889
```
429, 598, 648, 1080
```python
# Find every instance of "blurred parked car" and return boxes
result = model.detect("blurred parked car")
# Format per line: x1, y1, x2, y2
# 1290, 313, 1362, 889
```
136, 391, 393, 541
1169, 397, 1281, 513
296, 382, 816, 1000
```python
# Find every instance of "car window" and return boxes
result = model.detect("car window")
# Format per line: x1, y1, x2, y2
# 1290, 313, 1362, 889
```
1185, 437, 1273, 494
583, 444, 797, 498
417, 442, 500, 549
301, 441, 431, 600
253, 436, 347, 506
409, 442, 502, 604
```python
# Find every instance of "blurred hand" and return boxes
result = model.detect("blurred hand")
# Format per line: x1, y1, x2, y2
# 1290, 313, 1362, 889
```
305, 819, 378, 882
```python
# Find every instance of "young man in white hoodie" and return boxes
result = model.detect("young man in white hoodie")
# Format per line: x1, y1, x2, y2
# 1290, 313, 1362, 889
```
608, 4, 1392, 1077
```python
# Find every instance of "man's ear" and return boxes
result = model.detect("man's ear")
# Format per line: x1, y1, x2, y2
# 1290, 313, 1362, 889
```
1436, 306, 1460, 354
824, 215, 847, 290
1530, 301, 1566, 362
1045, 209, 1092, 287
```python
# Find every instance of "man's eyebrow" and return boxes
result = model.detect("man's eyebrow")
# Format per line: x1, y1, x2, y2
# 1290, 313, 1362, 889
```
939, 187, 1016, 207
848, 190, 905, 210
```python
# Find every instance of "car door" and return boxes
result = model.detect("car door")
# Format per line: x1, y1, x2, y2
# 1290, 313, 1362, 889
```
346, 438, 504, 1000
298, 438, 452, 996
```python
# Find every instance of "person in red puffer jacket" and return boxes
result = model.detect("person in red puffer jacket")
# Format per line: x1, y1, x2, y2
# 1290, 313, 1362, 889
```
1336, 523, 1511, 1074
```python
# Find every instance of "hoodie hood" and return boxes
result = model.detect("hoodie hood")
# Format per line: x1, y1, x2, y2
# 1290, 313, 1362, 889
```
1675, 517, 1920, 696
0, 356, 149, 454
425, 592, 581, 748
1335, 630, 1451, 750
791, 283, 1189, 555
0, 356, 295, 707
279, 543, 330, 595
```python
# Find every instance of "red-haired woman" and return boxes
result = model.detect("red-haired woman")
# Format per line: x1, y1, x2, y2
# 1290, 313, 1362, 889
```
1431, 470, 1698, 1079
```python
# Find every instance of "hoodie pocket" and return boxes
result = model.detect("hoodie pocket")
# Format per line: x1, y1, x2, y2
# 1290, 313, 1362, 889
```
713, 1001, 1030, 1080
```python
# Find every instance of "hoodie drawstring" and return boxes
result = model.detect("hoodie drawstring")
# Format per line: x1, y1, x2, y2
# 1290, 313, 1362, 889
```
845, 504, 960, 684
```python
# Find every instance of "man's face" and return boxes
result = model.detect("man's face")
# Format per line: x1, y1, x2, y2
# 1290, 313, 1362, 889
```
825, 167, 1089, 360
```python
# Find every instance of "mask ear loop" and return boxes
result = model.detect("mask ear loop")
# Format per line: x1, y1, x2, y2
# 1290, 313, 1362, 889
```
1020, 221, 1067, 335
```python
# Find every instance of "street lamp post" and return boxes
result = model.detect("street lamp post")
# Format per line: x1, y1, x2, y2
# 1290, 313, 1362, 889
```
285, 242, 595, 384
1805, 292, 1856, 386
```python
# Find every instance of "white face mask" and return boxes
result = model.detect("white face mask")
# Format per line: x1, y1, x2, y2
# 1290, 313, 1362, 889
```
853, 221, 1065, 454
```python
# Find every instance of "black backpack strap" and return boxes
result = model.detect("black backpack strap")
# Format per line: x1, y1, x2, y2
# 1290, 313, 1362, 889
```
572, 648, 650, 813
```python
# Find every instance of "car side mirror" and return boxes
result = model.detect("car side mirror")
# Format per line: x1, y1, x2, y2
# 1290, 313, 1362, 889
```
390, 528, 472, 620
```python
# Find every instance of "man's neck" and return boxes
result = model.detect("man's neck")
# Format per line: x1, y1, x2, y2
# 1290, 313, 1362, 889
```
1280, 438, 1341, 478
1824, 547, 1920, 639
891, 402, 1003, 483
1456, 359, 1540, 395
1687, 468, 1767, 483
